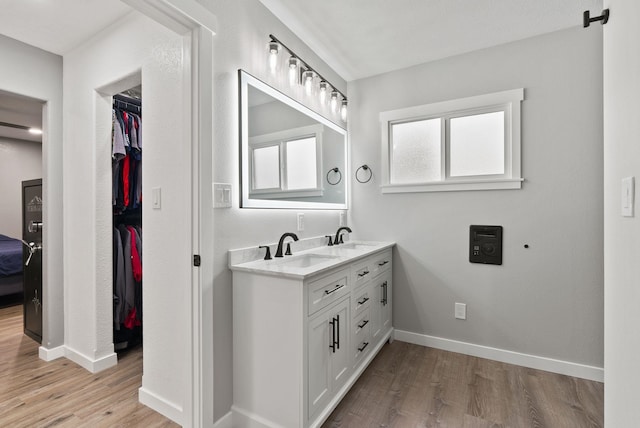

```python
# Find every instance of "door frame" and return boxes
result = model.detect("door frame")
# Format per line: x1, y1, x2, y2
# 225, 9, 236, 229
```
122, 1, 216, 426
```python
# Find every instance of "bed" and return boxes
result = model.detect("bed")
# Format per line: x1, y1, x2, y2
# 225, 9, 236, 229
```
0, 234, 23, 297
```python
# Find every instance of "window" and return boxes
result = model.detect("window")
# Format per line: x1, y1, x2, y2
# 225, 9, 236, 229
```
381, 89, 524, 193
249, 124, 323, 198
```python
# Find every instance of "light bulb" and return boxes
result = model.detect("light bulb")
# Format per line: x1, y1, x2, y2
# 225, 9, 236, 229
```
268, 42, 279, 73
319, 81, 328, 104
303, 71, 314, 95
28, 128, 43, 135
330, 91, 339, 112
340, 100, 348, 121
288, 56, 298, 86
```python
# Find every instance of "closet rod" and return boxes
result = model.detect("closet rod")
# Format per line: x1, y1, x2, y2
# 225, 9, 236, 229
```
113, 94, 141, 106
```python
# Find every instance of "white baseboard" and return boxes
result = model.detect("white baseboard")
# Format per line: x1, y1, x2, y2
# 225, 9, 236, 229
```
63, 346, 118, 373
212, 411, 233, 428
139, 386, 184, 425
39, 345, 65, 361
395, 330, 604, 382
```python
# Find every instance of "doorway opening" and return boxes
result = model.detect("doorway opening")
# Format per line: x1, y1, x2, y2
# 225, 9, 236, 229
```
0, 90, 44, 357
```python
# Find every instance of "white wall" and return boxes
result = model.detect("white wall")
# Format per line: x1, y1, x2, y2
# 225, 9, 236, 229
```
62, 12, 192, 424
0, 138, 42, 238
0, 35, 64, 351
349, 27, 604, 369
603, 0, 640, 425
194, 0, 348, 422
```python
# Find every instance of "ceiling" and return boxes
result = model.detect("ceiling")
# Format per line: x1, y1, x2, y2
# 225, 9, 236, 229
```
259, 0, 603, 81
0, 91, 43, 143
0, 0, 131, 55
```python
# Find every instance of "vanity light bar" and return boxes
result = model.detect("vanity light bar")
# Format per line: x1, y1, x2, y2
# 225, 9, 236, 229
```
268, 34, 347, 119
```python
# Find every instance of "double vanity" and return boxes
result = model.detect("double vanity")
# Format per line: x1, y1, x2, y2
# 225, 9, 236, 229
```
229, 236, 395, 428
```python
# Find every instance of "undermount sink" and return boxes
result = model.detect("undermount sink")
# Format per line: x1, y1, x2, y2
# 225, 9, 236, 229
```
334, 242, 377, 251
276, 253, 339, 268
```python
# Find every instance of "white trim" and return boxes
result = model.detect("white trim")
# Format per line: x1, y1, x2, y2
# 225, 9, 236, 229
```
38, 345, 65, 361
139, 386, 184, 425
394, 329, 604, 382
381, 178, 523, 193
212, 411, 233, 428
63, 346, 118, 373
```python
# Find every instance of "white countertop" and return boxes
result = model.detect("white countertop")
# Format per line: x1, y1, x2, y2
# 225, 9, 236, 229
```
228, 240, 395, 280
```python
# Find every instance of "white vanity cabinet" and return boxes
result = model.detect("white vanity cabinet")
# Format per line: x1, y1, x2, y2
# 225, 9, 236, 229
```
231, 243, 394, 428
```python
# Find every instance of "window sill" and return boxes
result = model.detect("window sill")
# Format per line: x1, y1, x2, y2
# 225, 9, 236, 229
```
380, 178, 523, 194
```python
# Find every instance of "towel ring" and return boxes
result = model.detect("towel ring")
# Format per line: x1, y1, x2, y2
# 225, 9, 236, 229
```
326, 167, 342, 185
355, 165, 372, 183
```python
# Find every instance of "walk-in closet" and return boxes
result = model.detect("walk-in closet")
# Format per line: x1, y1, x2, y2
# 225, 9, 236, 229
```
112, 88, 143, 352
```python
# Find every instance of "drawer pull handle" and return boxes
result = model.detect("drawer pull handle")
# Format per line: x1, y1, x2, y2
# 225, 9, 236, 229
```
324, 284, 345, 295
358, 342, 369, 352
357, 319, 369, 329
357, 297, 369, 305
378, 260, 389, 266
357, 270, 370, 278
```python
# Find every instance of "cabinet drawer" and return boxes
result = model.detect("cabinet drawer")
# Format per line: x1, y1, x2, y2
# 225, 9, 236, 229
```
351, 258, 375, 290
308, 268, 350, 316
371, 250, 392, 277
353, 309, 372, 366
352, 287, 371, 319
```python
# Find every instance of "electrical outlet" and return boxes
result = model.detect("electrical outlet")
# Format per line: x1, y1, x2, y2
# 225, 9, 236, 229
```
455, 302, 467, 320
297, 213, 305, 232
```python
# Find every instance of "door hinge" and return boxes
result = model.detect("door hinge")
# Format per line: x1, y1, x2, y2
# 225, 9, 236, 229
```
193, 254, 201, 267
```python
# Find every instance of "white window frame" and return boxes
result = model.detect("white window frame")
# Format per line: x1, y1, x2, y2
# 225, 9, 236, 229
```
380, 88, 524, 193
249, 124, 324, 198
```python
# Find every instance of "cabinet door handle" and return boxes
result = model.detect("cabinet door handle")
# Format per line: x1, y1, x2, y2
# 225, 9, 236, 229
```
357, 296, 369, 305
357, 319, 369, 329
358, 342, 369, 352
336, 314, 340, 350
378, 260, 389, 266
329, 318, 336, 353
324, 284, 345, 295
380, 281, 388, 305
357, 270, 370, 278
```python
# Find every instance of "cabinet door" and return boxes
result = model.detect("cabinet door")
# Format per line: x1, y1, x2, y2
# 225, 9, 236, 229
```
370, 271, 392, 341
308, 310, 332, 419
307, 298, 351, 421
331, 299, 350, 393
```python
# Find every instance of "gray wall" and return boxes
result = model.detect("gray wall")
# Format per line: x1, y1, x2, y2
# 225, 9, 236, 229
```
0, 138, 42, 238
349, 27, 604, 367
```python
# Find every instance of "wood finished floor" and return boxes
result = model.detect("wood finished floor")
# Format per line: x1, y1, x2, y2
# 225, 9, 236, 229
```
322, 340, 603, 428
0, 302, 178, 427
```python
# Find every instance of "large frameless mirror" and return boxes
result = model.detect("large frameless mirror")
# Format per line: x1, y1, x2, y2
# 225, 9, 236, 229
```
239, 70, 347, 209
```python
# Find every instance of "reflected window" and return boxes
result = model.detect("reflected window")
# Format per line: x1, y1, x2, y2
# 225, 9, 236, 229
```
249, 124, 323, 198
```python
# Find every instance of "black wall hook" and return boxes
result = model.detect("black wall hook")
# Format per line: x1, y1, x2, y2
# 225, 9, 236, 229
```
583, 9, 609, 28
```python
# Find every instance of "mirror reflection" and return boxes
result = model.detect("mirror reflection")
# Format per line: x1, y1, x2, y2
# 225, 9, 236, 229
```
239, 70, 347, 209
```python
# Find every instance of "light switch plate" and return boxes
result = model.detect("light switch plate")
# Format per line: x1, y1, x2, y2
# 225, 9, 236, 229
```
213, 183, 232, 208
455, 302, 467, 320
152, 187, 161, 209
622, 176, 635, 217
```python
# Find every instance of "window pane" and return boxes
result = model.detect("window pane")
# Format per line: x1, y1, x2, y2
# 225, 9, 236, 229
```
253, 145, 280, 189
450, 111, 505, 177
286, 136, 317, 190
390, 119, 441, 184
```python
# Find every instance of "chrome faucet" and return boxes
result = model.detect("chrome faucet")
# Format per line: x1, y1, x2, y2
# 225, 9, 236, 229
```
275, 232, 299, 257
334, 226, 352, 245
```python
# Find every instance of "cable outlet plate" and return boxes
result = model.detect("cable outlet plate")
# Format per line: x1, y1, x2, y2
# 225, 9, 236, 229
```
455, 302, 467, 320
